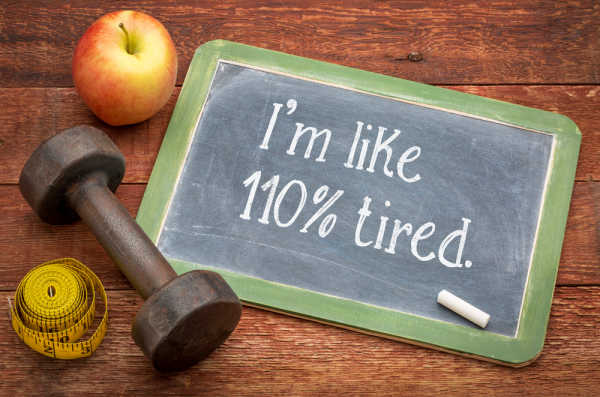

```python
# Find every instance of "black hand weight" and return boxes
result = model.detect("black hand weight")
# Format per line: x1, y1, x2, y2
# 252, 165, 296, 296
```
19, 125, 241, 371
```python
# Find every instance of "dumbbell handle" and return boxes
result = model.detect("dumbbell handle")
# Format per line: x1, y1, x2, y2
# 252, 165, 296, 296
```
66, 171, 176, 299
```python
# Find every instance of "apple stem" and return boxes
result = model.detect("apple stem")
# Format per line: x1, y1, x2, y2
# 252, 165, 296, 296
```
118, 22, 133, 55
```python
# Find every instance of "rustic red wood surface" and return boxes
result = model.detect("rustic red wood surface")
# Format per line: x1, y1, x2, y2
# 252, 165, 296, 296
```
0, 1, 598, 396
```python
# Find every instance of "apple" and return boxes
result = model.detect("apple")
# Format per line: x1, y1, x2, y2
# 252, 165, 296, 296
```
72, 10, 177, 126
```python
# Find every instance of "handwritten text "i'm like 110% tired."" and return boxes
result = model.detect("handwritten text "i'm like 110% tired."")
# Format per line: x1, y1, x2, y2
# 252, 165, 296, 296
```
238, 98, 474, 269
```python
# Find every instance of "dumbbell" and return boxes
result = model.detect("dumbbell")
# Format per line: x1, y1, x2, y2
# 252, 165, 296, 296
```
19, 125, 242, 371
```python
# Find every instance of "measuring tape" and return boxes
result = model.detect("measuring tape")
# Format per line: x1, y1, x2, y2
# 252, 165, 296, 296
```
9, 258, 108, 359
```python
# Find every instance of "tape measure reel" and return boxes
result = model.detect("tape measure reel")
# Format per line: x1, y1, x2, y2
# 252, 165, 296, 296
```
9, 258, 108, 359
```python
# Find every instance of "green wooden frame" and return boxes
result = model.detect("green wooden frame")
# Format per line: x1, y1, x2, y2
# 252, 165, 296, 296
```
137, 40, 581, 366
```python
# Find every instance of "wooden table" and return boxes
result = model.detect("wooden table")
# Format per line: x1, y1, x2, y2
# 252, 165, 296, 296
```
1, 2, 598, 395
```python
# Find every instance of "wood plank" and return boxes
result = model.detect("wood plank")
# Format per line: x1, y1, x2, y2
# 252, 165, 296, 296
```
0, 181, 598, 290
1, 286, 598, 396
0, 1, 598, 87
0, 85, 597, 184
0, 87, 176, 185
559, 181, 600, 286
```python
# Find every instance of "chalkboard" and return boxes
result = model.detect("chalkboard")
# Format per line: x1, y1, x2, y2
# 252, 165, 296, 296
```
138, 41, 581, 365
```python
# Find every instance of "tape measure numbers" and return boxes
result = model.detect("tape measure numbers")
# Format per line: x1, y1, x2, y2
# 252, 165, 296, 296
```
10, 258, 108, 359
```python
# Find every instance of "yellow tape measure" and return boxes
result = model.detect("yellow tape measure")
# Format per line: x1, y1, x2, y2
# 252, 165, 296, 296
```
9, 258, 108, 359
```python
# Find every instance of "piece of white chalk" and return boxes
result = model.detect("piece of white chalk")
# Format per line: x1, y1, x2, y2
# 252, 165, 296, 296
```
437, 289, 490, 328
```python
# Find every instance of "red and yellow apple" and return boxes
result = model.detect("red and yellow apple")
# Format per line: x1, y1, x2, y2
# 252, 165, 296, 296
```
72, 11, 177, 126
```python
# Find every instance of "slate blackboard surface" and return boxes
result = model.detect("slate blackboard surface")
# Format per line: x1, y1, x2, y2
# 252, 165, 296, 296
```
158, 61, 552, 337
138, 41, 580, 365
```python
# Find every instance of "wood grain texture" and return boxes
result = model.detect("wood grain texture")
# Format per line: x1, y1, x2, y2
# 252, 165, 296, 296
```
1, 287, 599, 396
0, 85, 598, 184
1, 0, 598, 395
0, 1, 599, 87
